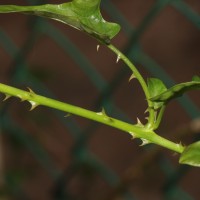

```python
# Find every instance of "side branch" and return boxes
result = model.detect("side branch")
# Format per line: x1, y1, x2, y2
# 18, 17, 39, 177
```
107, 44, 155, 127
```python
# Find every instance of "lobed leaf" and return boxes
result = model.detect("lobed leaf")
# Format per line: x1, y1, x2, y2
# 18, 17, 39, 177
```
149, 76, 200, 105
179, 141, 200, 167
0, 0, 120, 44
147, 78, 167, 109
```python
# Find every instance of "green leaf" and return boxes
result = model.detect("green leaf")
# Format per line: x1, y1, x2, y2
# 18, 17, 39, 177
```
0, 0, 120, 44
149, 76, 200, 104
147, 78, 167, 109
179, 141, 200, 167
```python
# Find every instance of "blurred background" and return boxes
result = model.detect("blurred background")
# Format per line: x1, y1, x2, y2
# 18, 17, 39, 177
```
0, 0, 200, 199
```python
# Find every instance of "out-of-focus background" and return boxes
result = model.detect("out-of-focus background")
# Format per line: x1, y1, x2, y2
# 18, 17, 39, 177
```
0, 0, 200, 199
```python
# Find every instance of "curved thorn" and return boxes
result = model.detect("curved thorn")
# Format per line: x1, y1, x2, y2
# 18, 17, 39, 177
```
3, 94, 11, 101
140, 139, 151, 146
29, 100, 39, 111
116, 54, 121, 63
27, 87, 35, 95
97, 45, 100, 52
64, 113, 71, 117
129, 74, 136, 82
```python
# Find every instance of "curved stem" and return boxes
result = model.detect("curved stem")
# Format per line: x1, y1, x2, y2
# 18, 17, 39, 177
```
107, 44, 155, 126
153, 105, 166, 130
0, 83, 184, 154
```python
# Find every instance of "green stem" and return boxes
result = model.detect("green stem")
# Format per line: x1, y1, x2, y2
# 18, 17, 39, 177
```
0, 83, 184, 154
107, 44, 149, 98
107, 44, 155, 127
153, 105, 166, 130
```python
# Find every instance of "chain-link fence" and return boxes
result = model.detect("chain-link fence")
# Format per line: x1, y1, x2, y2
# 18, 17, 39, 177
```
0, 0, 200, 199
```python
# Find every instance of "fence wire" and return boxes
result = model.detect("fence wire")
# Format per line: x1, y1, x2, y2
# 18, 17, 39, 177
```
0, 0, 200, 199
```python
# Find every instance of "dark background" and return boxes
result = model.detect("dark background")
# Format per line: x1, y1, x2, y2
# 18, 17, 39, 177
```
0, 0, 200, 199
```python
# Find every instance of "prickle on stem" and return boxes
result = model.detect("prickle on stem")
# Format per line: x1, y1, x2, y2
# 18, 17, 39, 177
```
29, 100, 39, 111
97, 45, 100, 52
27, 87, 35, 95
137, 117, 144, 127
64, 113, 71, 117
129, 74, 136, 82
116, 54, 121, 63
129, 131, 137, 140
140, 138, 151, 146
3, 94, 11, 101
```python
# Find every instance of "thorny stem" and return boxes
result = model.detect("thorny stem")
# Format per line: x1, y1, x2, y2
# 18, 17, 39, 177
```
107, 44, 155, 128
0, 83, 185, 154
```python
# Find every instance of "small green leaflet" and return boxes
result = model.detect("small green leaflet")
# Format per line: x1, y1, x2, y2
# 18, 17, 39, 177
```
179, 141, 200, 167
149, 76, 200, 106
0, 0, 121, 44
147, 78, 167, 109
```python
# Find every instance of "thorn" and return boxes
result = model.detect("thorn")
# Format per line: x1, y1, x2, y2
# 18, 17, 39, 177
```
102, 108, 112, 121
29, 101, 39, 111
17, 94, 27, 102
3, 94, 11, 101
101, 108, 107, 116
129, 74, 136, 82
144, 108, 150, 114
116, 54, 121, 63
97, 108, 113, 122
177, 141, 184, 148
136, 118, 144, 127
96, 112, 103, 116
140, 139, 151, 146
27, 87, 35, 94
64, 113, 71, 117
20, 98, 26, 102
96, 108, 107, 116
137, 118, 143, 125
129, 132, 137, 139
97, 45, 100, 52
